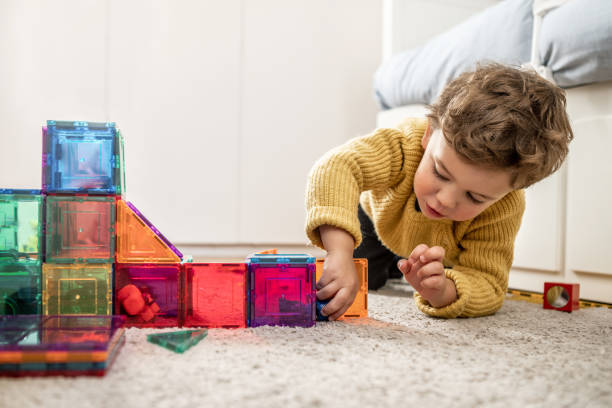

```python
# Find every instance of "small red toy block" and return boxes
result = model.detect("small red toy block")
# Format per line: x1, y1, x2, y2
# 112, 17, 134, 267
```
543, 282, 580, 312
115, 263, 180, 327
117, 284, 161, 322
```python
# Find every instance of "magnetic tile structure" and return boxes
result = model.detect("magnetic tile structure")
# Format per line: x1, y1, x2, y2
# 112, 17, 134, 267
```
42, 121, 125, 195
115, 263, 180, 328
247, 254, 316, 328
316, 258, 368, 319
183, 263, 248, 328
1, 118, 372, 373
42, 264, 112, 316
0, 315, 126, 377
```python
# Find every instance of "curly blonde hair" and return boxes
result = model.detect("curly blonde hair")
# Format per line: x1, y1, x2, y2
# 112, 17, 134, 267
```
426, 63, 573, 189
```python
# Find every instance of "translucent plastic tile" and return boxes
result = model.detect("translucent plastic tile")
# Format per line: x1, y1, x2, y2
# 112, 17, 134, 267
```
42, 120, 125, 195
115, 263, 180, 327
0, 190, 43, 265
183, 263, 247, 328
248, 253, 315, 265
248, 255, 316, 327
45, 195, 115, 264
147, 329, 207, 354
116, 200, 182, 263
0, 315, 125, 377
42, 263, 113, 316
0, 263, 41, 315
315, 258, 368, 319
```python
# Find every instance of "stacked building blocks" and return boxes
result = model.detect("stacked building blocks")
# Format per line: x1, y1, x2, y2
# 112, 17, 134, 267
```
0, 119, 372, 376
2, 119, 370, 332
315, 258, 368, 320
0, 315, 126, 377
41, 121, 124, 319
0, 189, 44, 315
543, 282, 580, 312
114, 199, 183, 328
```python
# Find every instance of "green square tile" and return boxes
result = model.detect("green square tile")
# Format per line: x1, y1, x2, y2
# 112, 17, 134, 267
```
147, 329, 207, 354
0, 193, 43, 265
0, 263, 41, 315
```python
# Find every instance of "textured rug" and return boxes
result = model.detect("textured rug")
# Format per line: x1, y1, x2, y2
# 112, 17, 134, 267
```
1, 285, 611, 408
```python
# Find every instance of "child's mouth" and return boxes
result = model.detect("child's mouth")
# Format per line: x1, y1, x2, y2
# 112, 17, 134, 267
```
426, 203, 444, 218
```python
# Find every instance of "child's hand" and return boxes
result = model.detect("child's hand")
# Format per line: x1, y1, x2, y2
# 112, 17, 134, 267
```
316, 250, 359, 321
397, 244, 457, 308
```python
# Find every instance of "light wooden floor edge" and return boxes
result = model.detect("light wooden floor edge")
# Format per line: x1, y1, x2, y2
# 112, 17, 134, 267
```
507, 289, 612, 309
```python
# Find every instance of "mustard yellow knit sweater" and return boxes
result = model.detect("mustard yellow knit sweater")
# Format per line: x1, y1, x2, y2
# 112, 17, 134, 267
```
305, 117, 525, 318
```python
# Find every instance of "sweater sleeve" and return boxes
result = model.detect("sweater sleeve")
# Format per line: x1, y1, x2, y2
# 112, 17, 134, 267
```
414, 190, 526, 318
305, 127, 412, 249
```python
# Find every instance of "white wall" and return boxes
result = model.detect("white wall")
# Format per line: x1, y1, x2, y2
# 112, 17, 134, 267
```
0, 0, 382, 251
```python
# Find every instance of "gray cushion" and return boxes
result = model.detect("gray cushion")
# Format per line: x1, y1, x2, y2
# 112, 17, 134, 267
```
539, 0, 612, 88
374, 0, 533, 109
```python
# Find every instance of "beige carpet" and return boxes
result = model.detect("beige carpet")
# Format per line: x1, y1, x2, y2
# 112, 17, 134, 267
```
1, 285, 611, 408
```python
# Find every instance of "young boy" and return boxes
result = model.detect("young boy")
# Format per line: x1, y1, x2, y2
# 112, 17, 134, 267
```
305, 63, 573, 320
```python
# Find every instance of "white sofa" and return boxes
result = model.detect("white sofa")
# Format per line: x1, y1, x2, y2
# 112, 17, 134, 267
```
377, 0, 612, 302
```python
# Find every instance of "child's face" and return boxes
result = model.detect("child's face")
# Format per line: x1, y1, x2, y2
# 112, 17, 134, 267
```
414, 128, 514, 221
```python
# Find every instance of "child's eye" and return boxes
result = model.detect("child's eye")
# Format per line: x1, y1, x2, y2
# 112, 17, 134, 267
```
467, 193, 484, 204
432, 163, 449, 181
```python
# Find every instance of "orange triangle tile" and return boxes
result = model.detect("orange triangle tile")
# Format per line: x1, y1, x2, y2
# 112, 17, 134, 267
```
116, 200, 181, 263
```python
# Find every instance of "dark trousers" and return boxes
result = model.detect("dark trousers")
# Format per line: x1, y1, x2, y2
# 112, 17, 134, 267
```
353, 205, 402, 290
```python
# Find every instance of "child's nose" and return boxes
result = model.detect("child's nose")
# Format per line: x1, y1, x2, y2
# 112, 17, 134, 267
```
436, 186, 457, 210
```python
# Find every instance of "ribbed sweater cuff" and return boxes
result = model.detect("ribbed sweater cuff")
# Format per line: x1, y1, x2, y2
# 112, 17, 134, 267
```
305, 206, 362, 249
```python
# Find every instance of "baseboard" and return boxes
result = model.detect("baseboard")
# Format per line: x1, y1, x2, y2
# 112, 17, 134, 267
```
175, 243, 327, 261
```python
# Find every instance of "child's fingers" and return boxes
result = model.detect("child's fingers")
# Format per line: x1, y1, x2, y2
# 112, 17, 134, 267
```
421, 274, 446, 290
325, 288, 352, 320
316, 280, 339, 301
316, 266, 334, 290
416, 261, 444, 282
408, 244, 429, 263
397, 258, 413, 275
399, 258, 425, 281
419, 246, 445, 264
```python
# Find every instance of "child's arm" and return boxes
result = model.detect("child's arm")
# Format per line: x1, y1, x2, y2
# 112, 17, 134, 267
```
305, 121, 424, 317
316, 225, 359, 320
305, 126, 414, 250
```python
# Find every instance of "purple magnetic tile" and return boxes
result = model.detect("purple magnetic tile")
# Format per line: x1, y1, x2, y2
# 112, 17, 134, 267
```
126, 202, 183, 259
0, 315, 125, 352
249, 263, 316, 328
